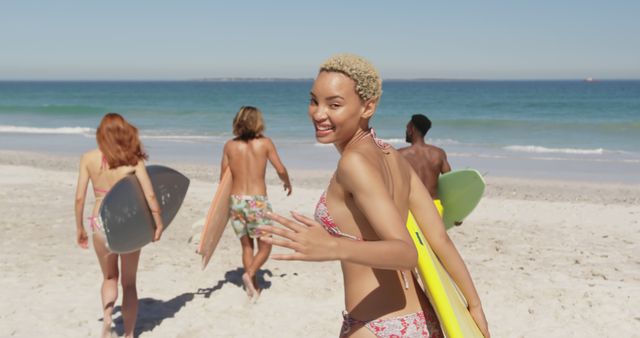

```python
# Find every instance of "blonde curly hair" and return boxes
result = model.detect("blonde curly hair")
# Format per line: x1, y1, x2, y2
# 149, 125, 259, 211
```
319, 53, 382, 102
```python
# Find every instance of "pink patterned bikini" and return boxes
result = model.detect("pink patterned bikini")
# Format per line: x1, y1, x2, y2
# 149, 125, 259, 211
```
88, 186, 108, 233
87, 156, 110, 234
314, 130, 443, 338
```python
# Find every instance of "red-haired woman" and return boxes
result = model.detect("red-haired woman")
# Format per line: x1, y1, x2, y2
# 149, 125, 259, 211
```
74, 112, 164, 338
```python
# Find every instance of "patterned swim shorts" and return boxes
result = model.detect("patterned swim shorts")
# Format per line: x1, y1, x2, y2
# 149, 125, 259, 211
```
229, 195, 273, 238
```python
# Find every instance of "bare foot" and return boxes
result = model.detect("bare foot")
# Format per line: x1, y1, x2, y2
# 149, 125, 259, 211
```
101, 318, 114, 338
251, 288, 262, 303
242, 272, 257, 298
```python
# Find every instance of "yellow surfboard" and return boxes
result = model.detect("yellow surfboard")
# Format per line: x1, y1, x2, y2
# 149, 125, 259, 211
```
406, 212, 483, 338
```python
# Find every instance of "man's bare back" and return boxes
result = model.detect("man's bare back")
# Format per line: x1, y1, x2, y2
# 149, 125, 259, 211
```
399, 114, 451, 199
399, 144, 450, 199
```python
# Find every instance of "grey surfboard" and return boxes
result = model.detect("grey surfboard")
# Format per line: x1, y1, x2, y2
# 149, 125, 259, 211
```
99, 165, 190, 253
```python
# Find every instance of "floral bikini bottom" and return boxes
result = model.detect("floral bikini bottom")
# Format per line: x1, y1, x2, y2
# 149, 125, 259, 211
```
340, 307, 443, 338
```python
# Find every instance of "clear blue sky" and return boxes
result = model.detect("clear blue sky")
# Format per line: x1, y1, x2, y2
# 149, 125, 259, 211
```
1, 1, 638, 80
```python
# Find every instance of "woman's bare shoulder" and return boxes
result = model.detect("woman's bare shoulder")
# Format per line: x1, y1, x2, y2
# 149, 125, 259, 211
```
388, 147, 413, 173
336, 150, 378, 187
81, 148, 101, 162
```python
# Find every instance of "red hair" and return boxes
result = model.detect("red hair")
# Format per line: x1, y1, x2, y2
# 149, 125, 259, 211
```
96, 113, 148, 168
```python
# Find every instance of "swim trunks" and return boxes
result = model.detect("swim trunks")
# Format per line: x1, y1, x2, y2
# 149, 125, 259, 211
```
229, 195, 272, 238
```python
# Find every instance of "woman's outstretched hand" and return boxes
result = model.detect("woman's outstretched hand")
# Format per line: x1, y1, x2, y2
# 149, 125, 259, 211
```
259, 211, 339, 261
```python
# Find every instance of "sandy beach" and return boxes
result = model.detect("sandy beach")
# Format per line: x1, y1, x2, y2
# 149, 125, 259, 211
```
0, 150, 639, 338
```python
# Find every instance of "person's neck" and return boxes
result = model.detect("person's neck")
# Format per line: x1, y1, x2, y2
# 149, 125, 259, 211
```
411, 136, 427, 146
337, 127, 371, 154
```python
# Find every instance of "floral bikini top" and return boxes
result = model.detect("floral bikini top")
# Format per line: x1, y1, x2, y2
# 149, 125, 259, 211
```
312, 130, 409, 288
314, 191, 361, 241
314, 129, 391, 240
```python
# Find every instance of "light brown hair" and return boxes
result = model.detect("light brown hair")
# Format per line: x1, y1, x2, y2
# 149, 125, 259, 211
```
96, 112, 148, 168
232, 106, 265, 141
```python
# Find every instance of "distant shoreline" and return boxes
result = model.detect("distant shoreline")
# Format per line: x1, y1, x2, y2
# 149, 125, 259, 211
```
1, 78, 640, 82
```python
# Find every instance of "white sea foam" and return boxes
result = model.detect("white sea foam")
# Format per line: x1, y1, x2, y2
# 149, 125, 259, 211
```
380, 138, 406, 144
139, 134, 232, 144
0, 126, 227, 143
428, 138, 461, 146
0, 125, 93, 135
504, 145, 605, 155
314, 138, 462, 147
140, 134, 215, 140
368, 138, 461, 146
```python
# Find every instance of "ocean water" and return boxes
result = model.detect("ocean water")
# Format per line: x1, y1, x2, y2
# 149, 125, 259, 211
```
1, 80, 639, 183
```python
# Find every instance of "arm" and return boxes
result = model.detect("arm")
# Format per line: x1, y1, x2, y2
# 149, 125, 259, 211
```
261, 152, 417, 270
266, 138, 292, 196
333, 152, 417, 269
134, 160, 164, 241
408, 169, 489, 336
441, 149, 452, 174
440, 150, 462, 225
74, 154, 90, 249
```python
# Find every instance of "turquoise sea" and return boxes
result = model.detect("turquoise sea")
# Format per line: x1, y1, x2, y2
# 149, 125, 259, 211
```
1, 80, 639, 183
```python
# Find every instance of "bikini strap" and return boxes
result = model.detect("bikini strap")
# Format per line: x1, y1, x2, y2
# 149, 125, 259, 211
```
401, 271, 409, 290
369, 128, 406, 287
341, 311, 368, 335
94, 187, 109, 194
369, 128, 391, 153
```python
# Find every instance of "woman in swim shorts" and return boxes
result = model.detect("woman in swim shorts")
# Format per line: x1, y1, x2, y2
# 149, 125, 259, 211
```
220, 105, 292, 299
259, 54, 490, 337
74, 113, 164, 338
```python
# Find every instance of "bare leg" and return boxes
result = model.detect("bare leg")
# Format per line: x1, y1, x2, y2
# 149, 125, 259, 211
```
120, 250, 141, 338
240, 235, 256, 297
93, 234, 119, 338
240, 235, 255, 272
247, 237, 272, 292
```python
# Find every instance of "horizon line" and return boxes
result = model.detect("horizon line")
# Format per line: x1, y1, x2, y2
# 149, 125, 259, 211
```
1, 77, 638, 82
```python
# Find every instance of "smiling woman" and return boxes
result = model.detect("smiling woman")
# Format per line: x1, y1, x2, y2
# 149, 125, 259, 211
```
259, 54, 490, 338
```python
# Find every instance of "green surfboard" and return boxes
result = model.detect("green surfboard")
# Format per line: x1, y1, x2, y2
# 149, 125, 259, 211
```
438, 169, 485, 230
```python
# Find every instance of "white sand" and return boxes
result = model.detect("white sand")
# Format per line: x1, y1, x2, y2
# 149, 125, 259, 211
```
0, 151, 638, 337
